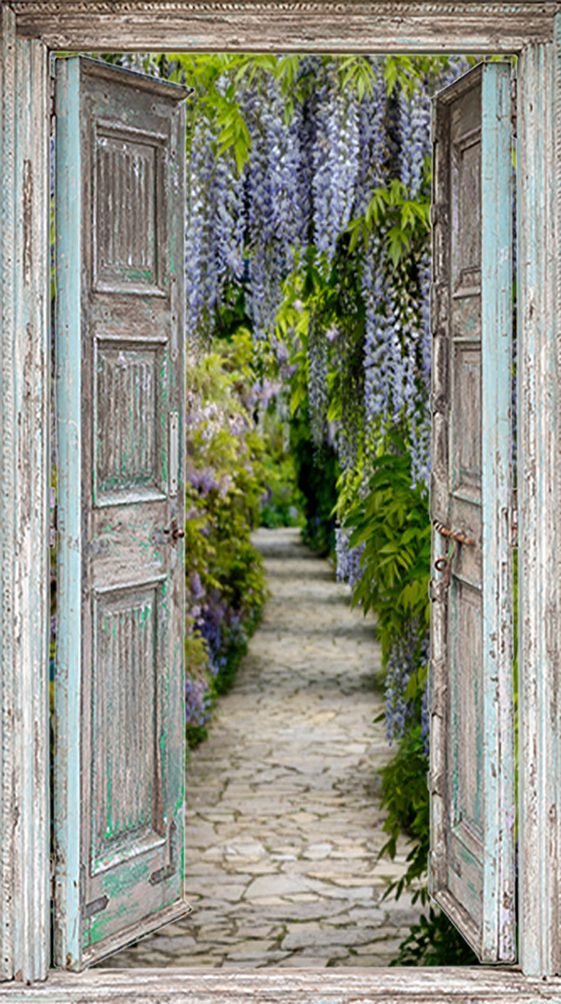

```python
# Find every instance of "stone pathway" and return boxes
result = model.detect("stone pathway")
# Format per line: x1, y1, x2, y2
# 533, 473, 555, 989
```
106, 527, 419, 969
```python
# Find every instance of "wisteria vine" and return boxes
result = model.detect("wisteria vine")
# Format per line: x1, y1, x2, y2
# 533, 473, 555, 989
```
181, 53, 471, 742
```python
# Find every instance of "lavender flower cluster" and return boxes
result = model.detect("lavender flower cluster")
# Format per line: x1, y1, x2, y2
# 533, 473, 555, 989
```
183, 54, 471, 742
184, 55, 445, 487
335, 526, 365, 591
384, 625, 430, 753
186, 56, 384, 345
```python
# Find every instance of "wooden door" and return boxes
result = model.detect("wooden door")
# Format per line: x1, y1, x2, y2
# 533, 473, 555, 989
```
53, 57, 186, 970
429, 62, 516, 962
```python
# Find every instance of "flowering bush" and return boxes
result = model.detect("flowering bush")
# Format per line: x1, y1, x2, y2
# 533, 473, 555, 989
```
183, 332, 268, 746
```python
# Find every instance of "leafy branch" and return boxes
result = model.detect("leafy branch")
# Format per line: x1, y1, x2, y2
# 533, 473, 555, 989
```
347, 179, 430, 264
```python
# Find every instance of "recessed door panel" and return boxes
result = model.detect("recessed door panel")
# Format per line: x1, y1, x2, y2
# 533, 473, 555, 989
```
54, 56, 187, 969
93, 124, 164, 294
429, 62, 516, 963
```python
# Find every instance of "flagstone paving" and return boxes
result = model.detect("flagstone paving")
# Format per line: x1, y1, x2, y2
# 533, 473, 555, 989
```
105, 527, 420, 969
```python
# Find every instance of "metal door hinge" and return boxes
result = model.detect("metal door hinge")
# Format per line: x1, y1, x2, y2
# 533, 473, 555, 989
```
169, 411, 179, 497
50, 72, 56, 133
511, 77, 517, 139
84, 895, 109, 919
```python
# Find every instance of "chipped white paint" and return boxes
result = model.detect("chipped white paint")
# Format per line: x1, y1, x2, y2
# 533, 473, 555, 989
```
429, 62, 515, 964
517, 35, 561, 979
0, 966, 558, 1002
1, 0, 561, 993
0, 5, 50, 985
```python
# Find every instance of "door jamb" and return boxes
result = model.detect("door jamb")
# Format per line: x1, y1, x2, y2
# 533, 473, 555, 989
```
1, 0, 560, 991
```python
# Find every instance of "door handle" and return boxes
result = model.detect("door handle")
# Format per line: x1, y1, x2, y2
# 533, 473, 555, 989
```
433, 520, 474, 546
163, 518, 185, 544
433, 521, 473, 587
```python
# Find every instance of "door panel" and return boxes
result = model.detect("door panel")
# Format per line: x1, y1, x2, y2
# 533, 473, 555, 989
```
429, 62, 516, 962
54, 57, 186, 970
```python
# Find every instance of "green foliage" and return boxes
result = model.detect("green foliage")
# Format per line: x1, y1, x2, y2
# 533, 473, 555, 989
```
259, 411, 305, 529
392, 906, 479, 967
344, 448, 431, 906
183, 331, 269, 741
347, 178, 430, 266
289, 410, 340, 556
345, 438, 431, 661
344, 441, 479, 965
378, 726, 430, 904
383, 54, 477, 98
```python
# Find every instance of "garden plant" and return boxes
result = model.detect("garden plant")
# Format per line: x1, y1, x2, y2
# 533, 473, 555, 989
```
93, 49, 489, 964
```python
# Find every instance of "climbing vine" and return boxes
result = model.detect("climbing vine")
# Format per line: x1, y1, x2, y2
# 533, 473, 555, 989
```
109, 49, 480, 962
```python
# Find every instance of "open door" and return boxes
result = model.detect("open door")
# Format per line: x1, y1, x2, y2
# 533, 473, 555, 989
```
429, 63, 516, 962
53, 57, 187, 969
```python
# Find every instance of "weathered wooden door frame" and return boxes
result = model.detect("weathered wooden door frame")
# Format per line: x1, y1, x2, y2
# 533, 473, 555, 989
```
1, 1, 560, 996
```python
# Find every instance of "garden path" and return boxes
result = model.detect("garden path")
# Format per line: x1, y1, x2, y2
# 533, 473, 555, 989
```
106, 527, 420, 969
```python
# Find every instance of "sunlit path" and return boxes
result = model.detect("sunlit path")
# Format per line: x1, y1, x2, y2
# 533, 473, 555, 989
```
106, 528, 419, 969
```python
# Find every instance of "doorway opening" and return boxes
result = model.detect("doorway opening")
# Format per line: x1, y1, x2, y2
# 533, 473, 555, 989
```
49, 49, 517, 974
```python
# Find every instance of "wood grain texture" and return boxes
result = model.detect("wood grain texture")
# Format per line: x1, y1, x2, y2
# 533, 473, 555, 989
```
54, 57, 187, 971
429, 63, 515, 964
13, 31, 50, 985
53, 54, 83, 973
12, 1, 557, 53
0, 3, 557, 989
479, 62, 515, 963
0, 10, 50, 984
0, 967, 560, 1002
517, 37, 561, 980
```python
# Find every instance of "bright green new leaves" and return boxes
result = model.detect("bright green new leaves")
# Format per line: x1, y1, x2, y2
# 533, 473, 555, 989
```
338, 54, 384, 101
347, 179, 431, 265
344, 438, 431, 662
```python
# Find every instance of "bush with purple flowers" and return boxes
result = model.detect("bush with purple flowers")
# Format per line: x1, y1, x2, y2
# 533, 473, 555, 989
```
182, 332, 268, 746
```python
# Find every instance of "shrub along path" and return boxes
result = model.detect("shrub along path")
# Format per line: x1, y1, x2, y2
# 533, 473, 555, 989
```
106, 527, 420, 969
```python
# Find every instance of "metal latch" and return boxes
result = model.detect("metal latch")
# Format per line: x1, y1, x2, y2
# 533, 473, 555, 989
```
163, 518, 185, 545
433, 520, 474, 587
433, 520, 474, 547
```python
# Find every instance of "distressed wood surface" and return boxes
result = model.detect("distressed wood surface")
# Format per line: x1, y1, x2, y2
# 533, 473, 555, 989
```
54, 57, 186, 971
429, 63, 515, 964
517, 37, 561, 979
479, 60, 515, 966
12, 1, 557, 53
0, 8, 50, 984
0, 0, 559, 990
0, 967, 561, 1002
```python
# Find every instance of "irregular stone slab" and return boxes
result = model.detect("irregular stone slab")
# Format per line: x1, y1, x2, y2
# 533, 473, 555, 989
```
282, 925, 383, 950
103, 528, 420, 970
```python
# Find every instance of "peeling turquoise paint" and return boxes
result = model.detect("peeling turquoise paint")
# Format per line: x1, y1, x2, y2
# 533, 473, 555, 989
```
53, 56, 186, 969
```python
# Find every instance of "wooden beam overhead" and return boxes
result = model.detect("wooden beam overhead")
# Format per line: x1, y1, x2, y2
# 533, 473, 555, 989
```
13, 1, 558, 53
